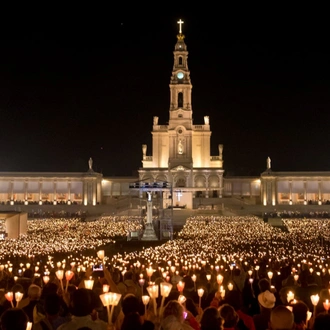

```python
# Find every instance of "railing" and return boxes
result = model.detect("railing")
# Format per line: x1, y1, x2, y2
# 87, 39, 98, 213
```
143, 156, 153, 161
210, 156, 220, 160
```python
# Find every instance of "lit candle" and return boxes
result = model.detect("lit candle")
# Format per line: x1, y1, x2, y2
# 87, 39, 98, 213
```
323, 299, 330, 312
228, 283, 234, 291
287, 291, 294, 303
198, 288, 204, 309
177, 281, 185, 293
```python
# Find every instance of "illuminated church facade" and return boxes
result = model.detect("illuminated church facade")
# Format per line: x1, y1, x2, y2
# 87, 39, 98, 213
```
138, 21, 224, 208
1, 21, 330, 209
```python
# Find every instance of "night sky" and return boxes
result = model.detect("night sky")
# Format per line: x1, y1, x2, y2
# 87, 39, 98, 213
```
0, 9, 330, 176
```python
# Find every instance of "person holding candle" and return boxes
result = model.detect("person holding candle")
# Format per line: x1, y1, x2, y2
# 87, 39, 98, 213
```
22, 284, 44, 324
160, 300, 193, 330
200, 306, 223, 330
268, 305, 294, 330
291, 300, 309, 330
0, 308, 29, 330
253, 290, 276, 330
57, 288, 107, 330
218, 304, 240, 330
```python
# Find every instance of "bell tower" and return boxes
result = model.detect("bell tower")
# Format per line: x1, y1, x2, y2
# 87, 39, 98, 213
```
169, 19, 193, 127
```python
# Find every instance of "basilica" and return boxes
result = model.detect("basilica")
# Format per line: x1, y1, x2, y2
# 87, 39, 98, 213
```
1, 21, 330, 209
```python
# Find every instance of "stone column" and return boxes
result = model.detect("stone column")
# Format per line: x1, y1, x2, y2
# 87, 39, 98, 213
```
10, 181, 14, 204
67, 181, 71, 204
39, 181, 43, 204
272, 180, 276, 206
24, 180, 28, 203
318, 181, 322, 205
53, 181, 57, 205
83, 181, 88, 206
289, 181, 293, 204
92, 180, 96, 206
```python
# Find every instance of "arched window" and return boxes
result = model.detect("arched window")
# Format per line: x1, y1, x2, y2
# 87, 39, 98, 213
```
178, 92, 183, 108
179, 57, 183, 65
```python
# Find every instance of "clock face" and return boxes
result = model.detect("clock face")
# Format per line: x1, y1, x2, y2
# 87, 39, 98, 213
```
177, 72, 184, 79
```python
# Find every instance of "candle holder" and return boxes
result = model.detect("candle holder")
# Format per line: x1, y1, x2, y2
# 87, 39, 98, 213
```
311, 294, 320, 319
84, 277, 94, 290
4, 292, 14, 308
147, 284, 159, 316
100, 292, 122, 325
267, 271, 273, 285
287, 291, 294, 303
15, 292, 23, 307
139, 278, 145, 296
142, 295, 150, 316
197, 288, 204, 310
97, 250, 105, 261
146, 267, 154, 284
103, 284, 110, 293
55, 270, 64, 292
191, 274, 197, 291
65, 270, 74, 292
43, 275, 50, 285
178, 295, 186, 305
177, 280, 185, 293
160, 282, 172, 316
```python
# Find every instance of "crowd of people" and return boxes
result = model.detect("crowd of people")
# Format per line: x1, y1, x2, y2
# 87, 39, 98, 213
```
1, 215, 330, 329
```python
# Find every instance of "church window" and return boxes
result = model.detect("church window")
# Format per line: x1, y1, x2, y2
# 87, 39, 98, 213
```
178, 92, 183, 107
179, 57, 183, 65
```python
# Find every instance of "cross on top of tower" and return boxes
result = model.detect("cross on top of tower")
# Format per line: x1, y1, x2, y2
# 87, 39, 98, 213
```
177, 19, 184, 34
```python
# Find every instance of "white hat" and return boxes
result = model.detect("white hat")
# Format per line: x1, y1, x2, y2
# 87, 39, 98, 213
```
258, 290, 276, 309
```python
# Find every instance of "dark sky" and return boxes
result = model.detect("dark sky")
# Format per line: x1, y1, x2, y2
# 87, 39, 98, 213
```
0, 8, 330, 176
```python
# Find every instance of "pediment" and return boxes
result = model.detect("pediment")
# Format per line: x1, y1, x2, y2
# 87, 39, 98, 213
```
172, 165, 190, 171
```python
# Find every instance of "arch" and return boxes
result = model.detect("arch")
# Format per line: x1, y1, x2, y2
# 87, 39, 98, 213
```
175, 177, 186, 188
195, 175, 206, 188
178, 56, 183, 65
208, 175, 220, 188
156, 175, 167, 182
178, 92, 183, 108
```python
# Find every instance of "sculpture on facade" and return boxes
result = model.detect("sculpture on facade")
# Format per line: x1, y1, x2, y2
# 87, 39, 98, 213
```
204, 116, 209, 125
142, 144, 147, 160
153, 116, 159, 125
178, 139, 184, 154
88, 157, 93, 171
267, 157, 271, 170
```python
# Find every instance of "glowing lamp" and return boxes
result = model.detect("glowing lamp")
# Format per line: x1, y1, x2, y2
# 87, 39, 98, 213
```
4, 292, 14, 308
287, 291, 294, 303
217, 274, 223, 285
103, 284, 110, 293
147, 284, 159, 316
84, 277, 94, 290
177, 281, 185, 293
97, 250, 105, 260
178, 295, 186, 305
142, 295, 150, 316
311, 294, 320, 306
43, 276, 50, 285
160, 282, 172, 297
197, 288, 204, 309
